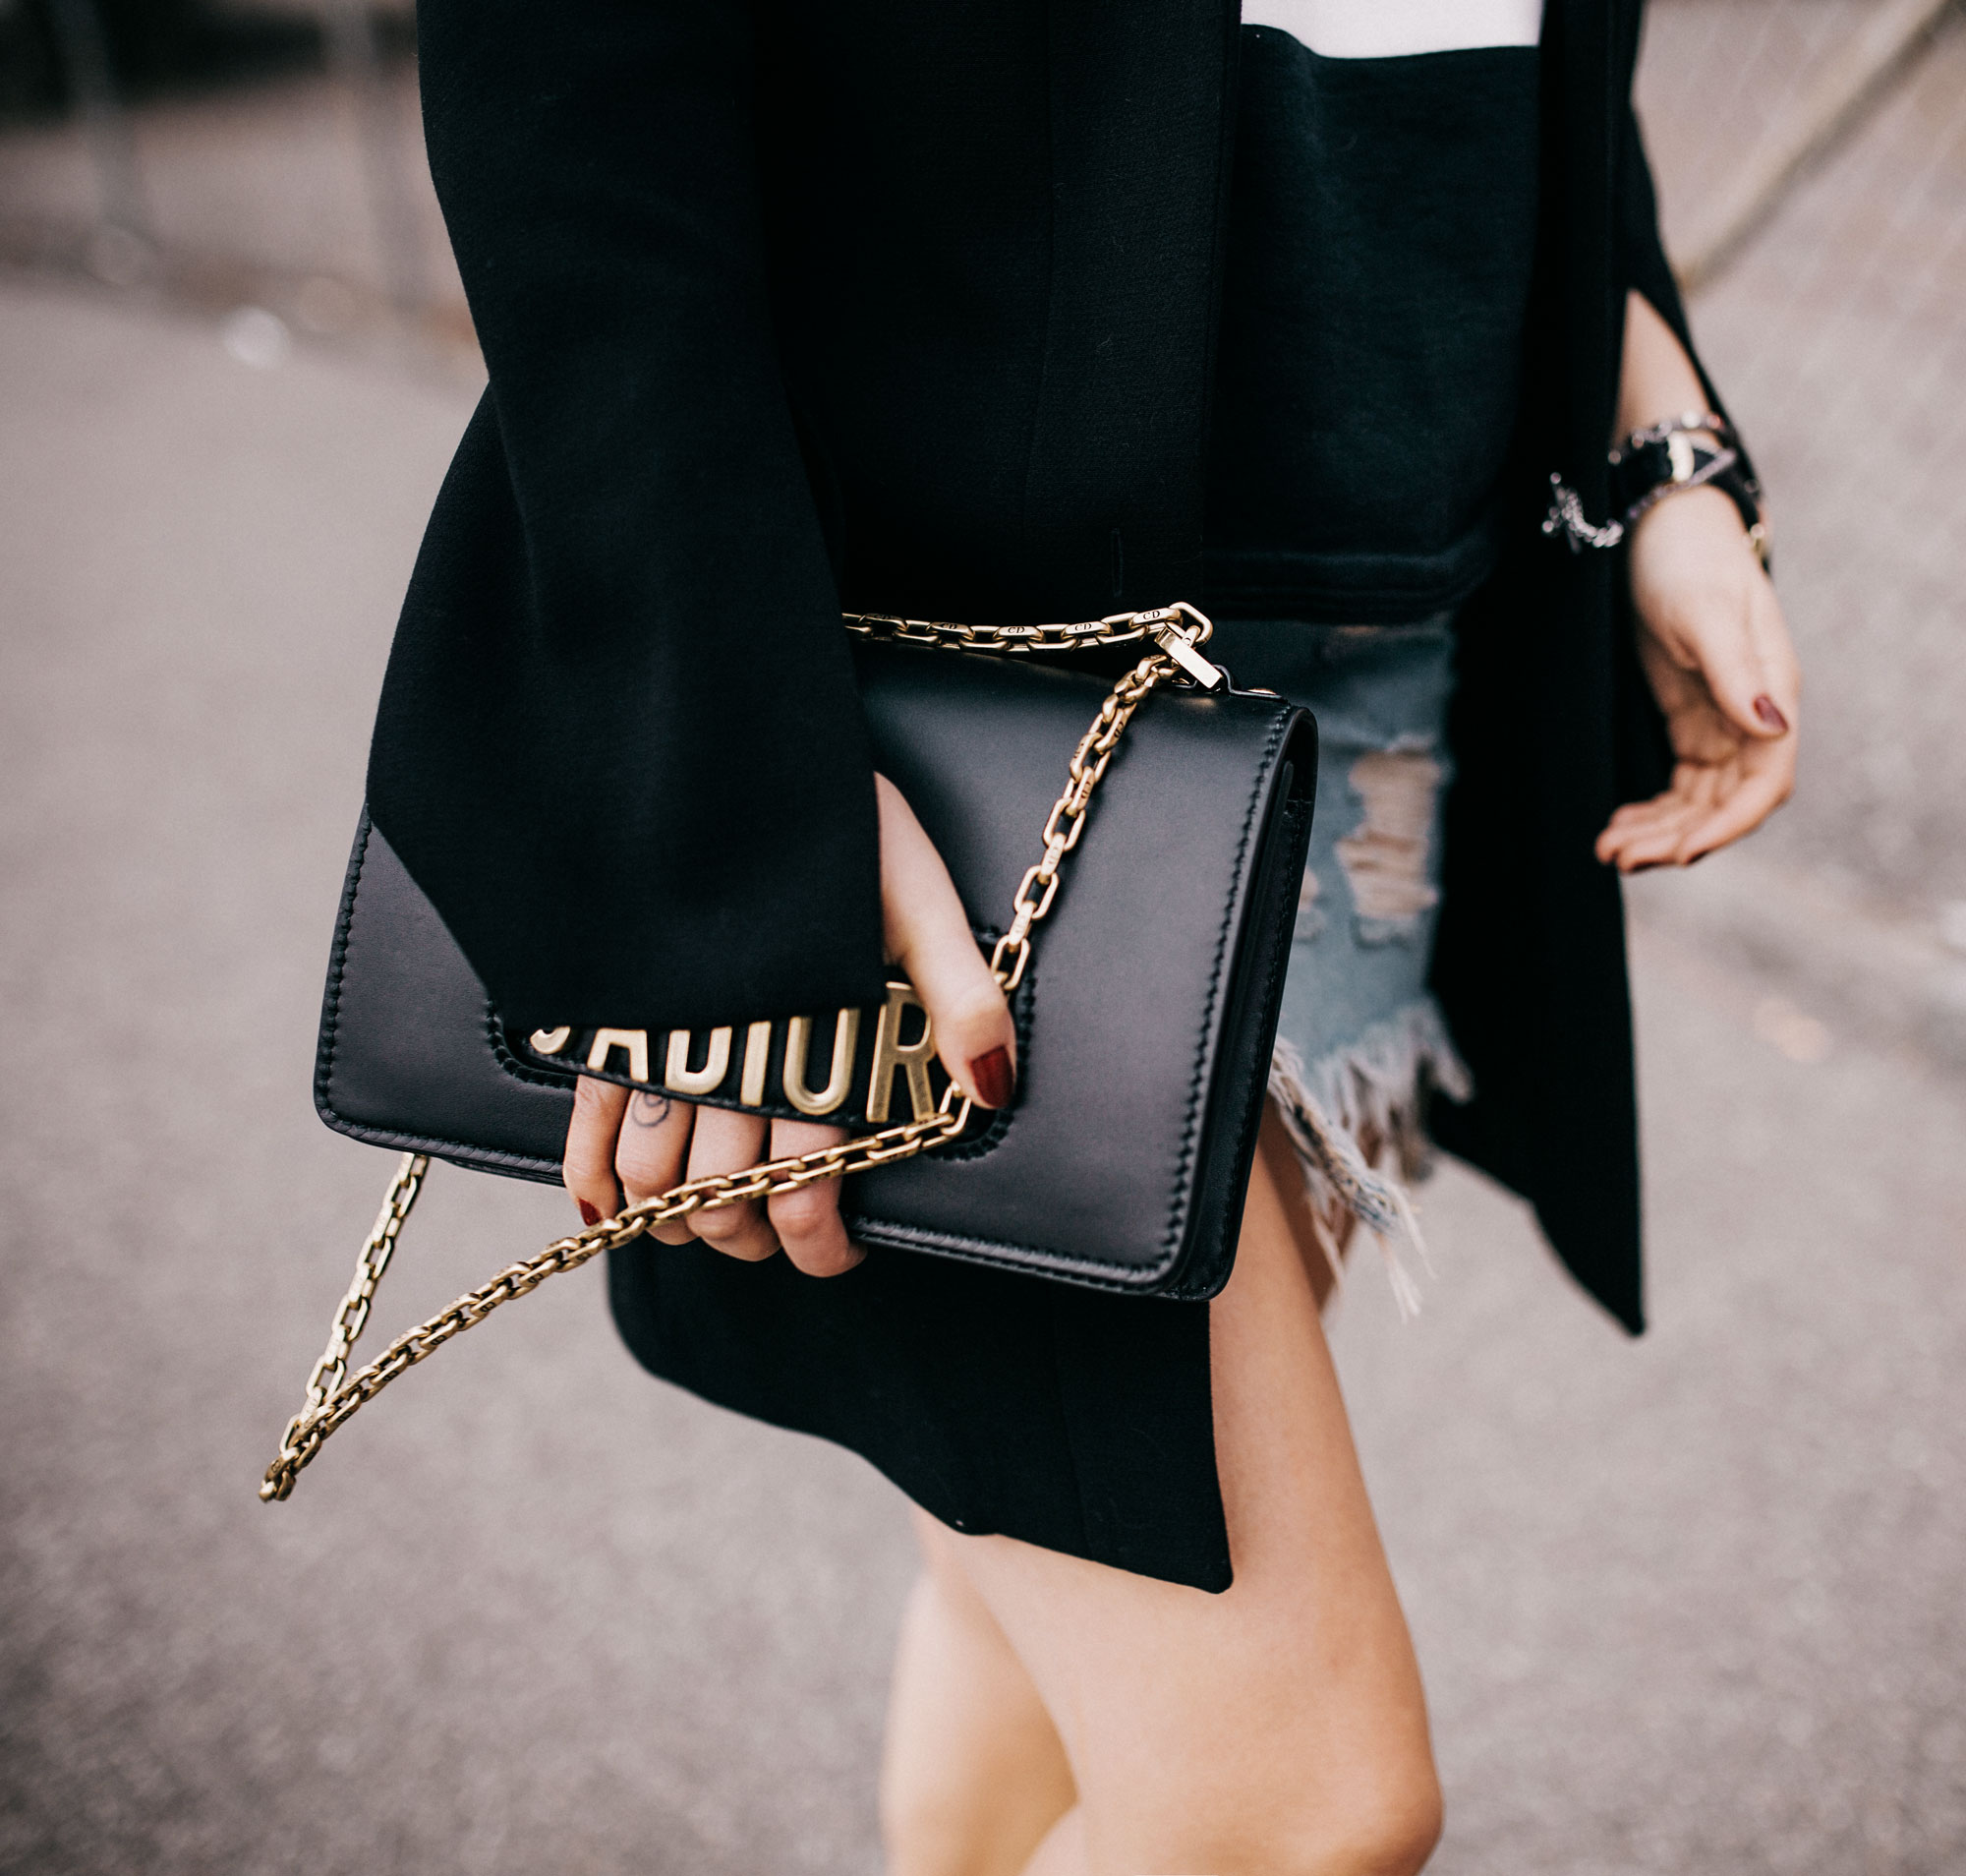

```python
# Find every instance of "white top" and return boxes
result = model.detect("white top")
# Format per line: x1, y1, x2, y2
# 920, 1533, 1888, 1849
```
1240, 0, 1544, 59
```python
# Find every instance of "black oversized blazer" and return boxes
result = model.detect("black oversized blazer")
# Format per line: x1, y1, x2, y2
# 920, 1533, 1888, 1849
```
368, 0, 1712, 1585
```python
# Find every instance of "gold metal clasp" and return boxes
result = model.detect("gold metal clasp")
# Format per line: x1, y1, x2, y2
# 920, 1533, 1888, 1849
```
1137, 603, 1224, 690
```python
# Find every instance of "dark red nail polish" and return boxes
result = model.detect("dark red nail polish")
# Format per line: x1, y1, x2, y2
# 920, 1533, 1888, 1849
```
578, 1200, 601, 1227
1753, 695, 1789, 733
968, 1046, 1014, 1109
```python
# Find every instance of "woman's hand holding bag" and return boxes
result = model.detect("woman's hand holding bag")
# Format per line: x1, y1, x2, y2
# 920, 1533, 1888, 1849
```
563, 778, 1018, 1276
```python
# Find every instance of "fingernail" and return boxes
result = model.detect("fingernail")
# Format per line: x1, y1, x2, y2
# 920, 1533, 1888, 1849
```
578, 1200, 601, 1227
1753, 695, 1789, 733
967, 1046, 1014, 1109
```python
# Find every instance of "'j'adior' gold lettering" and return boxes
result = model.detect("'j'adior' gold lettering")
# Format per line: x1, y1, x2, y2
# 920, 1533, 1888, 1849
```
530, 985, 938, 1125
783, 1008, 861, 1115
868, 980, 935, 1123
738, 1020, 774, 1106
665, 1026, 731, 1095
585, 1027, 648, 1084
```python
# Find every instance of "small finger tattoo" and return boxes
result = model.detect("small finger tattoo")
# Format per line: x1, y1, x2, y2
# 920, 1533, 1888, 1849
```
628, 1090, 673, 1129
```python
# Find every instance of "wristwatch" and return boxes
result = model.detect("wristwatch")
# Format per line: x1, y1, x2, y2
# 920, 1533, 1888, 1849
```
1609, 412, 1769, 566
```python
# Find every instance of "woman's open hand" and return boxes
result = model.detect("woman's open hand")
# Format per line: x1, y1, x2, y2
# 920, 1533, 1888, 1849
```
1598, 289, 1800, 874
560, 775, 1016, 1275
1595, 483, 1799, 873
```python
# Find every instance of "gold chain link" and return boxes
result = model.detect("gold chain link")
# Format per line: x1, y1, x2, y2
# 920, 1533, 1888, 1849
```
260, 607, 1217, 1502
843, 599, 1208, 656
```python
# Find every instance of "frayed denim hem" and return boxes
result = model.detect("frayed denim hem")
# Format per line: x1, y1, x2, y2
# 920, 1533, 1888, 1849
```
1267, 1000, 1472, 1319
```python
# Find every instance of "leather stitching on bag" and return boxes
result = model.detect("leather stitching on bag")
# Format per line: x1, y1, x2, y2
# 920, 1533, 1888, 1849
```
1161, 706, 1293, 1263
317, 813, 568, 1182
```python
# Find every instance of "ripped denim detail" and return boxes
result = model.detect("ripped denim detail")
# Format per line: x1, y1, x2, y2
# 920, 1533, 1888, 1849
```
1333, 741, 1443, 945
1198, 613, 1464, 1318
1268, 1003, 1472, 1319
1291, 735, 1446, 948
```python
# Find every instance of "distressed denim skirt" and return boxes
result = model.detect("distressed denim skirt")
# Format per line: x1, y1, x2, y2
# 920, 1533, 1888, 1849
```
1205, 616, 1472, 1309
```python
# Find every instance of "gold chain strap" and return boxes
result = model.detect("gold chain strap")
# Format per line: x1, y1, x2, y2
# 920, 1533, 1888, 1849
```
260, 607, 1219, 1502
843, 600, 1224, 690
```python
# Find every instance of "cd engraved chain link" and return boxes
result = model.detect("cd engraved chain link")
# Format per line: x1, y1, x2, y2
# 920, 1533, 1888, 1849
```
842, 599, 1209, 659
260, 608, 1216, 1502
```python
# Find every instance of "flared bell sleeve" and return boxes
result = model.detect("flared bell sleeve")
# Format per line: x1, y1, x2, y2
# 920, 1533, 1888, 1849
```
1615, 100, 1692, 346
1613, 94, 1758, 484
364, 0, 888, 1035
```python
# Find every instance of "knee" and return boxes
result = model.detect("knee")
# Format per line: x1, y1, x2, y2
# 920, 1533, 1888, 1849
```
1149, 1750, 1443, 1876
1299, 1761, 1443, 1876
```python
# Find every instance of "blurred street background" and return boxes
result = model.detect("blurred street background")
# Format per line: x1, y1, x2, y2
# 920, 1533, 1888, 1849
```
2, 3, 1962, 1872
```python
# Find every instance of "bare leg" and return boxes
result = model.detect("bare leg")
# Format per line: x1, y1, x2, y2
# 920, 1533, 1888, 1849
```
883, 1105, 1437, 1876
881, 1522, 1078, 1875
1255, 1098, 1362, 1314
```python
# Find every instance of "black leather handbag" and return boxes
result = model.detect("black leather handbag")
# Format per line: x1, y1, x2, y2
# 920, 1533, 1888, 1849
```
262, 608, 1316, 1499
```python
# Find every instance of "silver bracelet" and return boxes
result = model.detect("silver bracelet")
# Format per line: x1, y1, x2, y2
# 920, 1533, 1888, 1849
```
1607, 409, 1731, 465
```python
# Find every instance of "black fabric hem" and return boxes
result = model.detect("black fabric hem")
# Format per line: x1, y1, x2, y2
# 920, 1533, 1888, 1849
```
606, 1238, 1234, 1594
1202, 519, 1503, 625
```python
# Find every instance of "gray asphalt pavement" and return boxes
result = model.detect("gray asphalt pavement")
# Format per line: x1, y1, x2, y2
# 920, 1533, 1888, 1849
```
2, 278, 1962, 1876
